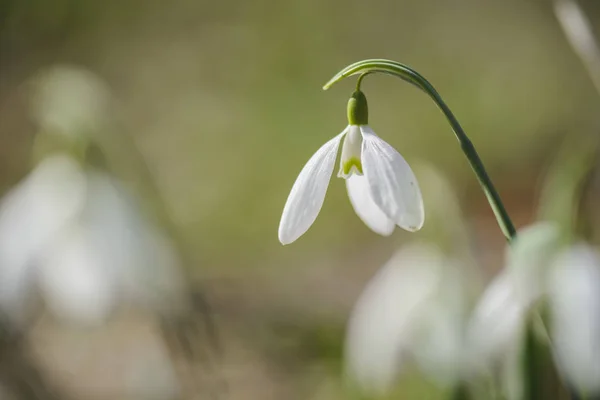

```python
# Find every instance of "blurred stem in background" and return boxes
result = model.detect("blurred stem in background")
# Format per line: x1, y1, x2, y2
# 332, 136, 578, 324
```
550, 1, 600, 399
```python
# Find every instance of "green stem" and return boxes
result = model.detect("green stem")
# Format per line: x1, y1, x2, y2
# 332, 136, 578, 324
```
324, 59, 516, 242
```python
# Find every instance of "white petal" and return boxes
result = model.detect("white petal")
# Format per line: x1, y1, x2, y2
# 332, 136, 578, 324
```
505, 222, 561, 306
346, 174, 394, 236
37, 225, 117, 325
412, 263, 468, 386
0, 155, 86, 326
338, 125, 364, 178
278, 130, 346, 244
345, 243, 442, 394
466, 270, 527, 370
360, 126, 424, 232
82, 172, 185, 313
548, 244, 600, 394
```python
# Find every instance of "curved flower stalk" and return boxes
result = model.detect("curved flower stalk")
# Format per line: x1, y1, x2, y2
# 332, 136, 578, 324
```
323, 59, 516, 242
278, 90, 424, 244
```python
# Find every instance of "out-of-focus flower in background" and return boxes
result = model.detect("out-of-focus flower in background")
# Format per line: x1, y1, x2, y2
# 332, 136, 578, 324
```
0, 65, 186, 328
0, 65, 224, 399
468, 224, 600, 398
345, 242, 446, 393
346, 242, 473, 393
467, 222, 560, 368
344, 168, 600, 398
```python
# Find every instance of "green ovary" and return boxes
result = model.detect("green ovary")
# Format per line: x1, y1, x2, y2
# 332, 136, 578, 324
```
342, 157, 363, 176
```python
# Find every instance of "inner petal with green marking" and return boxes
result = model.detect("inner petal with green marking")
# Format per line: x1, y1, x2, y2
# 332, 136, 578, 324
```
338, 125, 364, 179
342, 157, 363, 176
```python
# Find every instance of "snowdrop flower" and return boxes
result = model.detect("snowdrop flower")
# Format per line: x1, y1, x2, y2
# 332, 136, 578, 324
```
345, 243, 442, 393
0, 153, 185, 327
278, 90, 424, 244
467, 223, 600, 396
466, 222, 560, 368
0, 66, 186, 327
345, 242, 473, 393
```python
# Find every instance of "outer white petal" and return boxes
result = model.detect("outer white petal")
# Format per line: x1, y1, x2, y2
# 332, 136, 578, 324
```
505, 222, 561, 306
37, 225, 117, 325
360, 126, 424, 232
345, 243, 441, 394
548, 244, 600, 394
82, 171, 186, 314
0, 155, 85, 325
278, 130, 346, 244
466, 270, 527, 371
412, 263, 469, 386
346, 174, 394, 236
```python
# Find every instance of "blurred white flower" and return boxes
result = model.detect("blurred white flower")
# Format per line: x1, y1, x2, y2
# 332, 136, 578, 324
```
345, 221, 588, 395
467, 222, 561, 369
278, 91, 423, 245
0, 154, 185, 327
345, 243, 465, 393
467, 222, 600, 396
548, 244, 600, 394
0, 155, 86, 326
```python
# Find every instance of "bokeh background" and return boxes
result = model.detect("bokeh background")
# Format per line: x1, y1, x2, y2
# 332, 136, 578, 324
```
1, 0, 600, 399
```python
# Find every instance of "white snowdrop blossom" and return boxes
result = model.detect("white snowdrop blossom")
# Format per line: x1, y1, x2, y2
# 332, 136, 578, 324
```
467, 223, 600, 396
345, 243, 467, 394
0, 154, 185, 327
0, 155, 87, 326
467, 222, 561, 367
278, 90, 424, 244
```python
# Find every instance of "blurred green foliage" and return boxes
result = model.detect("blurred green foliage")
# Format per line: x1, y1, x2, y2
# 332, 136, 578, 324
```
3, 0, 600, 398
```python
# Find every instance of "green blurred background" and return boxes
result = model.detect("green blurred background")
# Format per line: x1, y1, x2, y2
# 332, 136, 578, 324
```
1, 0, 600, 399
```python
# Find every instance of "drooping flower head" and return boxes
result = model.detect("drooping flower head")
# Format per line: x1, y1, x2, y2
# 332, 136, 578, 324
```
278, 90, 424, 244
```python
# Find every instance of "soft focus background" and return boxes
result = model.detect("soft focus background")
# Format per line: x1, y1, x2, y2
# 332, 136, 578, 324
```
1, 0, 600, 399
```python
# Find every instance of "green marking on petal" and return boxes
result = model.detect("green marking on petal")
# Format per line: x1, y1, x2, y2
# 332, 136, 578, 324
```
343, 157, 363, 175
